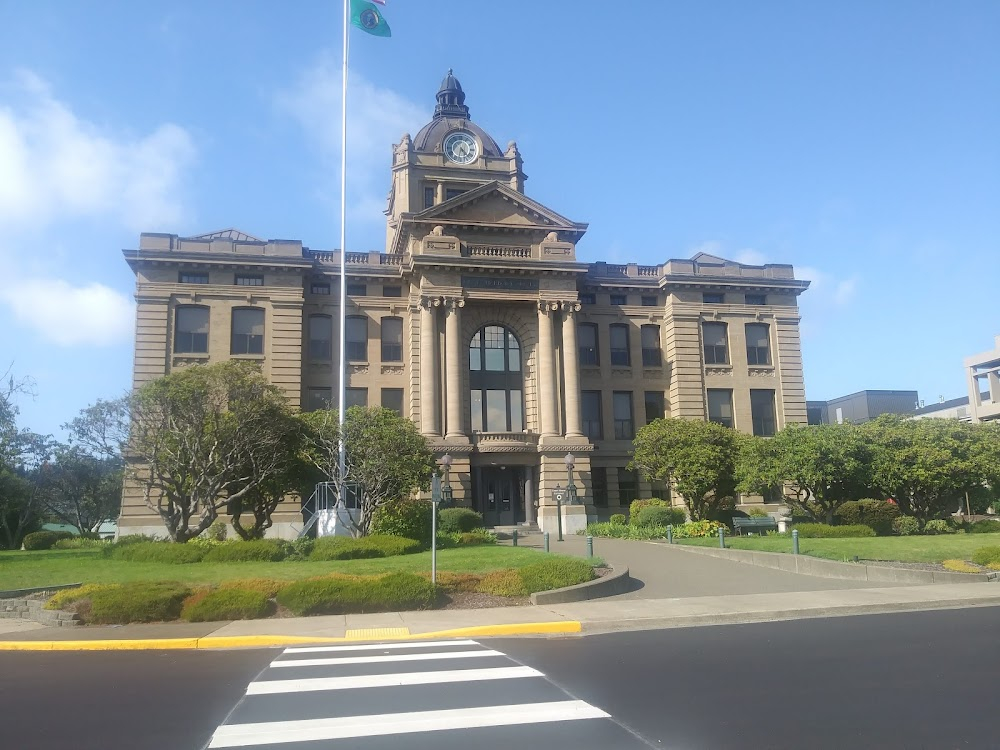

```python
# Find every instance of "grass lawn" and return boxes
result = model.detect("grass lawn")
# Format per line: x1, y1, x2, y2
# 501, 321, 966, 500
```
677, 534, 1000, 564
0, 545, 576, 590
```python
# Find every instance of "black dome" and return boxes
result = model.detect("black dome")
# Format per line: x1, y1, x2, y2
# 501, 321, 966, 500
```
412, 70, 503, 158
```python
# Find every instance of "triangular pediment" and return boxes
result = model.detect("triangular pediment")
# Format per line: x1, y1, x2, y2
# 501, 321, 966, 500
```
413, 181, 582, 231
691, 252, 730, 264
188, 228, 265, 243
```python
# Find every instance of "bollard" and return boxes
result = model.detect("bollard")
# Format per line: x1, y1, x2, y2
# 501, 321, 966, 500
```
512, 529, 518, 547
667, 524, 673, 544
543, 532, 550, 553
586, 535, 594, 558
792, 529, 800, 555
718, 525, 726, 549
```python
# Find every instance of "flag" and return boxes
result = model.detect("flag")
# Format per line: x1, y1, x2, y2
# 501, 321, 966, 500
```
350, 0, 391, 37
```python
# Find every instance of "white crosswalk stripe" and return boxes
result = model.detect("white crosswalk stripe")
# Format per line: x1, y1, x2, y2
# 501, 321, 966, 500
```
205, 639, 649, 749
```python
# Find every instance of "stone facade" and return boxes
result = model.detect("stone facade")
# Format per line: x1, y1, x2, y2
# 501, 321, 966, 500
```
119, 72, 810, 536
965, 335, 1000, 423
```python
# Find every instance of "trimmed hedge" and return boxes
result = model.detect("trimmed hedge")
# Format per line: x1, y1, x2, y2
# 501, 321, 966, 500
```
370, 499, 433, 548
893, 516, 920, 536
476, 569, 529, 597
971, 546, 1000, 566
923, 519, 955, 535
672, 520, 726, 538
634, 506, 685, 528
277, 572, 436, 616
417, 571, 483, 592
110, 542, 207, 564
585, 522, 671, 540
609, 513, 627, 526
518, 558, 594, 594
309, 534, 423, 561
835, 500, 900, 536
53, 537, 108, 550
968, 520, 1000, 534
22, 530, 75, 551
181, 588, 274, 622
87, 582, 191, 624
437, 508, 485, 534
628, 498, 673, 525
202, 540, 288, 563
794, 523, 876, 538
218, 578, 290, 598
45, 583, 120, 610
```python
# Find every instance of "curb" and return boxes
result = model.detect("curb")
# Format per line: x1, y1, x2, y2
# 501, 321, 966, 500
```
530, 565, 631, 605
0, 620, 582, 652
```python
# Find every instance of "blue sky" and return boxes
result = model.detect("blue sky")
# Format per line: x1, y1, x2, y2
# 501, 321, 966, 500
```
1, 0, 997, 436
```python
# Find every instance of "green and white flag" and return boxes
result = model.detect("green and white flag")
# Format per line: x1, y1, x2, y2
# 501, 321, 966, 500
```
350, 0, 391, 37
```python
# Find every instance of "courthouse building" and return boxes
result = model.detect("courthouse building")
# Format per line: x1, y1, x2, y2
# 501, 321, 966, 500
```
119, 72, 810, 537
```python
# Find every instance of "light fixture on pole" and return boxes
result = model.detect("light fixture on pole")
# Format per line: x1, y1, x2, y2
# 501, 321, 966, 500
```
564, 452, 577, 506
439, 454, 453, 507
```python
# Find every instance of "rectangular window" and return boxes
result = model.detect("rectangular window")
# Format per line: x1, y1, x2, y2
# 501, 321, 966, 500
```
423, 186, 435, 209
703, 292, 724, 304
641, 295, 658, 306
346, 283, 367, 296
751, 389, 777, 436
308, 315, 333, 360
445, 188, 465, 201
381, 388, 404, 415
745, 323, 771, 366
707, 389, 734, 428
382, 286, 402, 298
578, 323, 599, 366
346, 388, 368, 409
235, 274, 263, 286
644, 391, 665, 423
310, 282, 330, 295
745, 294, 767, 306
471, 391, 483, 432
592, 467, 608, 508
579, 293, 596, 305
613, 391, 634, 440
582, 391, 603, 440
702, 322, 729, 365
305, 387, 332, 412
231, 308, 264, 355
174, 307, 209, 354
510, 390, 524, 432
380, 317, 403, 362
641, 324, 661, 367
609, 324, 631, 366
346, 316, 368, 361
486, 389, 507, 432
179, 272, 209, 284
610, 293, 627, 306
618, 468, 638, 505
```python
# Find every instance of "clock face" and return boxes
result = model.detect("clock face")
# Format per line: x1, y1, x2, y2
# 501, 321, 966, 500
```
443, 131, 478, 164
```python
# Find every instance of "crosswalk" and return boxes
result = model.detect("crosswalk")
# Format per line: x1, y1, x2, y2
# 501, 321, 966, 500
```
205, 638, 649, 749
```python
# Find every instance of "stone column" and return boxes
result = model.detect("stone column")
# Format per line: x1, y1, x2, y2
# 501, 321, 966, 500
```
419, 297, 440, 436
444, 296, 465, 439
524, 467, 536, 525
561, 301, 583, 438
537, 302, 558, 437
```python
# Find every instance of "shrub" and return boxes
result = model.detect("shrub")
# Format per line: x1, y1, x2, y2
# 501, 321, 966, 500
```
747, 507, 770, 518
206, 520, 228, 541
628, 498, 671, 525
968, 520, 1000, 534
110, 541, 207, 564
672, 520, 726, 538
370, 498, 433, 548
893, 516, 921, 537
794, 523, 875, 538
586, 522, 667, 540
609, 513, 627, 526
417, 571, 482, 592
181, 588, 273, 622
202, 539, 288, 563
634, 505, 685, 528
285, 537, 315, 560
218, 578, 290, 598
517, 557, 594, 593
45, 583, 120, 610
53, 537, 108, 550
923, 519, 955, 536
942, 559, 980, 574
113, 533, 164, 546
277, 572, 436, 615
476, 569, 529, 597
437, 508, 484, 534
87, 582, 191, 624
309, 534, 422, 561
971, 546, 1000, 566
836, 500, 900, 536
22, 530, 75, 551
457, 530, 497, 546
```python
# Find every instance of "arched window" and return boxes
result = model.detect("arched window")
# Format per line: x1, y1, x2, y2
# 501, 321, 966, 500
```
231, 308, 264, 355
307, 314, 332, 360
469, 325, 523, 432
174, 306, 209, 353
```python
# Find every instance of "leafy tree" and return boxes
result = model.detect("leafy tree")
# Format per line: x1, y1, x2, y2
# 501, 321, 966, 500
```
737, 423, 871, 524
300, 406, 435, 536
128, 361, 300, 542
630, 418, 740, 521
38, 446, 122, 537
0, 432, 52, 549
62, 395, 129, 462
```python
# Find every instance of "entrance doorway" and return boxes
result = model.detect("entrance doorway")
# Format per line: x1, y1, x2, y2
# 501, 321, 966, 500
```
474, 467, 524, 527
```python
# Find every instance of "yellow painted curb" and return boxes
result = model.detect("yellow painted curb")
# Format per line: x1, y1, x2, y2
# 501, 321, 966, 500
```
0, 621, 582, 651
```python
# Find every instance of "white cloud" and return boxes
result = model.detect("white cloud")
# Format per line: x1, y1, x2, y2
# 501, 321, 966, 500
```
734, 248, 766, 265
275, 57, 427, 224
797, 266, 859, 307
0, 69, 196, 232
833, 277, 858, 305
0, 278, 134, 346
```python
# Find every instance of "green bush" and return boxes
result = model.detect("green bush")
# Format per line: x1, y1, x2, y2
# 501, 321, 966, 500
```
218, 578, 290, 597
87, 582, 191, 624
457, 530, 497, 546
22, 530, 76, 551
370, 499, 433, 548
110, 541, 207, 564
285, 537, 316, 560
53, 537, 108, 550
923, 519, 955, 536
309, 534, 422, 561
437, 508, 484, 534
971, 546, 1000, 566
968, 520, 1000, 534
609, 513, 627, 526
181, 588, 274, 622
517, 557, 595, 594
202, 540, 288, 563
893, 516, 921, 536
634, 505, 685, 528
476, 569, 529, 597
794, 523, 876, 538
586, 522, 668, 539
672, 520, 726, 538
746, 507, 770, 518
836, 500, 900, 536
206, 520, 228, 541
628, 498, 671, 525
277, 572, 436, 616
113, 533, 164, 546
45, 583, 120, 610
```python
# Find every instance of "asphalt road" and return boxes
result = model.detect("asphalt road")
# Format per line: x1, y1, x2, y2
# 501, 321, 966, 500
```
4, 607, 1000, 749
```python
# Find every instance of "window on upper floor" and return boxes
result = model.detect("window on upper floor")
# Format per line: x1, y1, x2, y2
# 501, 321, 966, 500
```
305, 387, 332, 412
308, 314, 333, 360
346, 388, 368, 409
613, 391, 634, 440
381, 317, 403, 362
582, 391, 603, 440
579, 293, 596, 305
641, 324, 662, 367
174, 306, 209, 354
311, 282, 330, 295
423, 186, 435, 209
745, 293, 767, 306
445, 188, 465, 201
644, 391, 665, 423
231, 308, 264, 355
382, 286, 402, 297
610, 293, 627, 306
751, 389, 777, 436
707, 389, 734, 429
609, 324, 631, 366
179, 271, 209, 284
381, 388, 404, 415
578, 323, 599, 366
745, 323, 771, 366
346, 316, 368, 361
702, 322, 729, 365
641, 295, 658, 306
346, 282, 367, 296
235, 274, 263, 286
703, 292, 724, 304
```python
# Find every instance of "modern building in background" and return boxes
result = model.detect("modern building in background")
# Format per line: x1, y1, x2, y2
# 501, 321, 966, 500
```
965, 335, 1000, 423
806, 390, 918, 425
911, 396, 973, 422
119, 72, 811, 537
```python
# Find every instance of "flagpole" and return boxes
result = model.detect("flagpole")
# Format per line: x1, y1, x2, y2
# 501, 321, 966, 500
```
337, 0, 349, 493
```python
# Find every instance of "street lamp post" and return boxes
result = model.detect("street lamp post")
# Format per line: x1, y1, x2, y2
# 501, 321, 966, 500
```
439, 453, 453, 507
554, 483, 564, 542
564, 453, 577, 506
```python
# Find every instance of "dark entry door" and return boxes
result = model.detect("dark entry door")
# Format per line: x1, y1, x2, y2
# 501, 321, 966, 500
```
477, 467, 523, 527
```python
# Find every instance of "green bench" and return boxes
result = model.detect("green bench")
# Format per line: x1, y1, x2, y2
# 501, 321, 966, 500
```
732, 516, 778, 536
